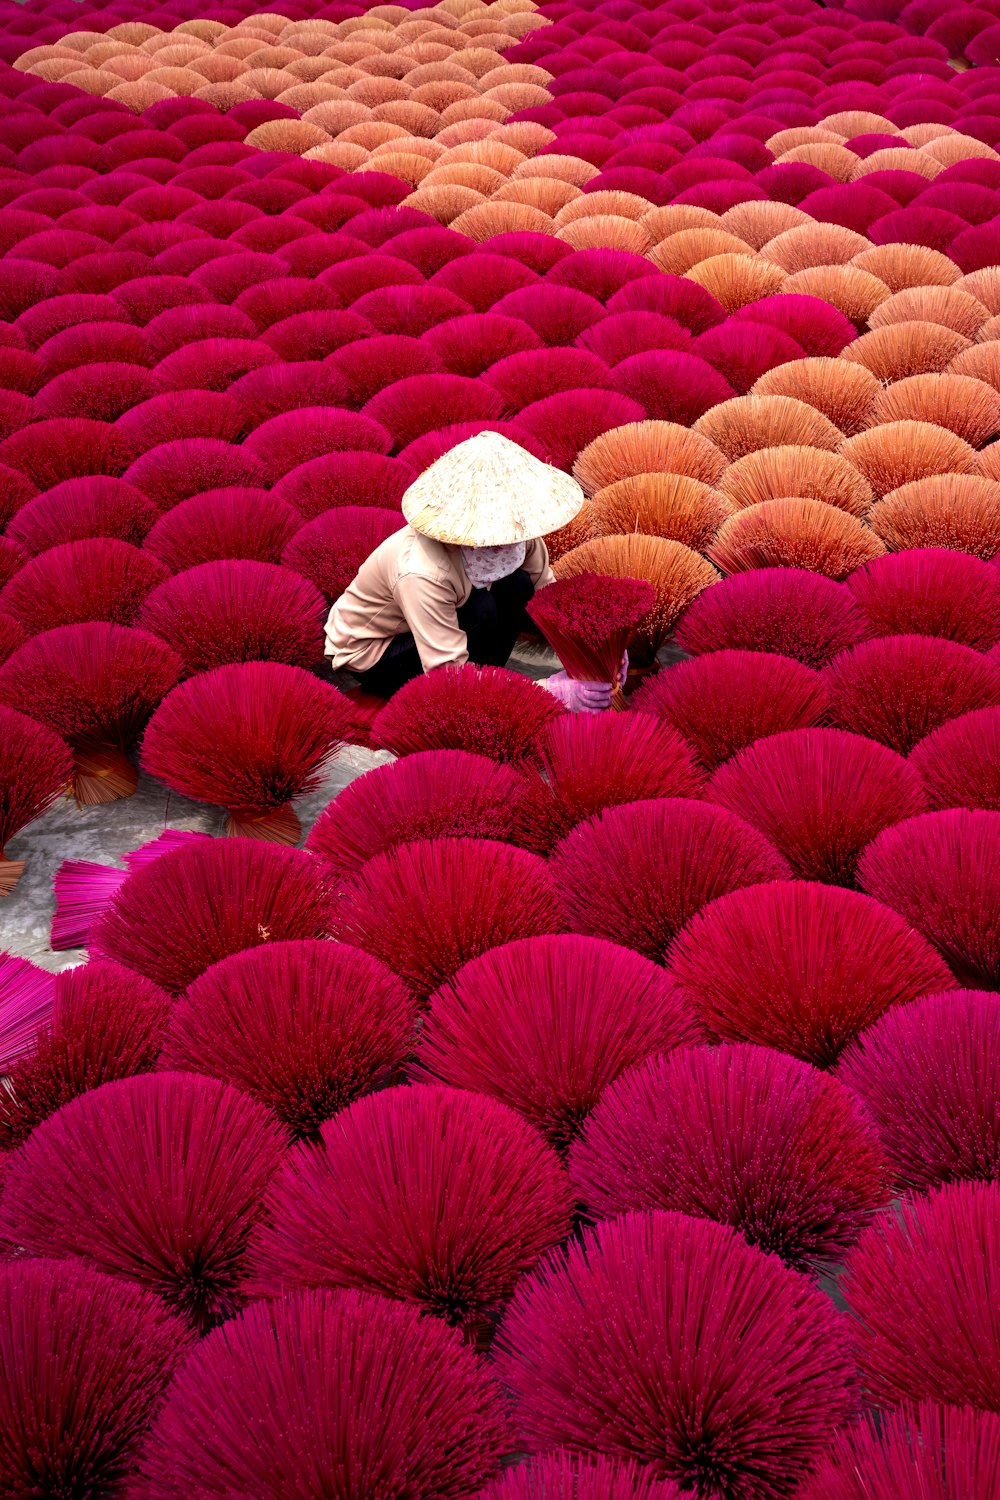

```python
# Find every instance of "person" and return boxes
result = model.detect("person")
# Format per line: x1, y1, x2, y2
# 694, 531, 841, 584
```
324, 433, 615, 711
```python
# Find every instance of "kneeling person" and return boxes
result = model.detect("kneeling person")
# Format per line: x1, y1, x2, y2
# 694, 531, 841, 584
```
324, 433, 612, 712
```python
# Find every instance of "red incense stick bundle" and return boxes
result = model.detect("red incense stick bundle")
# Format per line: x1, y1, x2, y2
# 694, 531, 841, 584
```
528, 571, 654, 703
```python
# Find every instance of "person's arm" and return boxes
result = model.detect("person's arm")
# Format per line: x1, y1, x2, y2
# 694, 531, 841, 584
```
523, 537, 555, 589
394, 571, 469, 671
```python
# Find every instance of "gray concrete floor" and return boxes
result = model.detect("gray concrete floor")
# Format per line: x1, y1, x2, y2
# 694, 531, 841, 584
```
0, 643, 558, 973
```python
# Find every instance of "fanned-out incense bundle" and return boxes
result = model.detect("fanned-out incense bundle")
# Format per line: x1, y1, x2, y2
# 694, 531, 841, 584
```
528, 571, 654, 706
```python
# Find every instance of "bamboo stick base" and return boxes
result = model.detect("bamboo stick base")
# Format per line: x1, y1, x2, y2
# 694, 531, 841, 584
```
225, 804, 301, 845
0, 858, 25, 896
73, 747, 138, 807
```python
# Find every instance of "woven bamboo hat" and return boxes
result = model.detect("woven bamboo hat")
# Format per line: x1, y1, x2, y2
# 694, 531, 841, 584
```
401, 431, 585, 546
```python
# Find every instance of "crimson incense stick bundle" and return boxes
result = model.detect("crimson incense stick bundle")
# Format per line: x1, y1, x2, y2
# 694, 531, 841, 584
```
528, 571, 654, 703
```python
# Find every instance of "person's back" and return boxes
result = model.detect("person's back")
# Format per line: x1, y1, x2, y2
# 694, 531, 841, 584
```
325, 525, 467, 675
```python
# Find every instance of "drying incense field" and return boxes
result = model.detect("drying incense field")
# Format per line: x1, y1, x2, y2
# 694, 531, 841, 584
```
2, 0, 1000, 1492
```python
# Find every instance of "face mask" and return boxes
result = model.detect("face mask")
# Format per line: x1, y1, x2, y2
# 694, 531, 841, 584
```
460, 542, 527, 587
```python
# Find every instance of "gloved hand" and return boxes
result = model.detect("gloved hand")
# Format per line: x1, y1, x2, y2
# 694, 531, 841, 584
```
618, 651, 628, 688
542, 671, 613, 712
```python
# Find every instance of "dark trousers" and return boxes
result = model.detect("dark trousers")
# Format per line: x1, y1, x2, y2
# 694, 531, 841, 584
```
357, 568, 535, 698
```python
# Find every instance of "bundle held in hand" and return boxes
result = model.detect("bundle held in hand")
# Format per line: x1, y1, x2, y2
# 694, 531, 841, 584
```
528, 571, 654, 703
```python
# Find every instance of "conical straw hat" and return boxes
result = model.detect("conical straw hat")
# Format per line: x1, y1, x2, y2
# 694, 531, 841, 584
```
401, 431, 585, 546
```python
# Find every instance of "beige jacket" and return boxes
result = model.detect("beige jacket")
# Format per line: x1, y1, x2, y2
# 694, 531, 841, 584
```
324, 524, 554, 673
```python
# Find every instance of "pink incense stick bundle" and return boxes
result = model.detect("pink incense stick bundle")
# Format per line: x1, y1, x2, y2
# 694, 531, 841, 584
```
50, 831, 209, 952
527, 571, 655, 700
0, 705, 72, 896
0, 952, 55, 1075
797, 1402, 1000, 1500
0, 960, 170, 1152
134, 1288, 509, 1500
0, 1260, 192, 1500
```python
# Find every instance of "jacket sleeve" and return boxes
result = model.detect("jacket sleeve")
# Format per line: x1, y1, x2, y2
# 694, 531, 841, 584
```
524, 537, 555, 589
394, 570, 469, 671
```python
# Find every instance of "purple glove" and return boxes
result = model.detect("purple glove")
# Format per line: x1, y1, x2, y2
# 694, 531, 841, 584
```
618, 651, 629, 688
542, 672, 613, 712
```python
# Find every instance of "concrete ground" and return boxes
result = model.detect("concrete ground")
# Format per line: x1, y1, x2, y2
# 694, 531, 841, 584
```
0, 643, 558, 973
